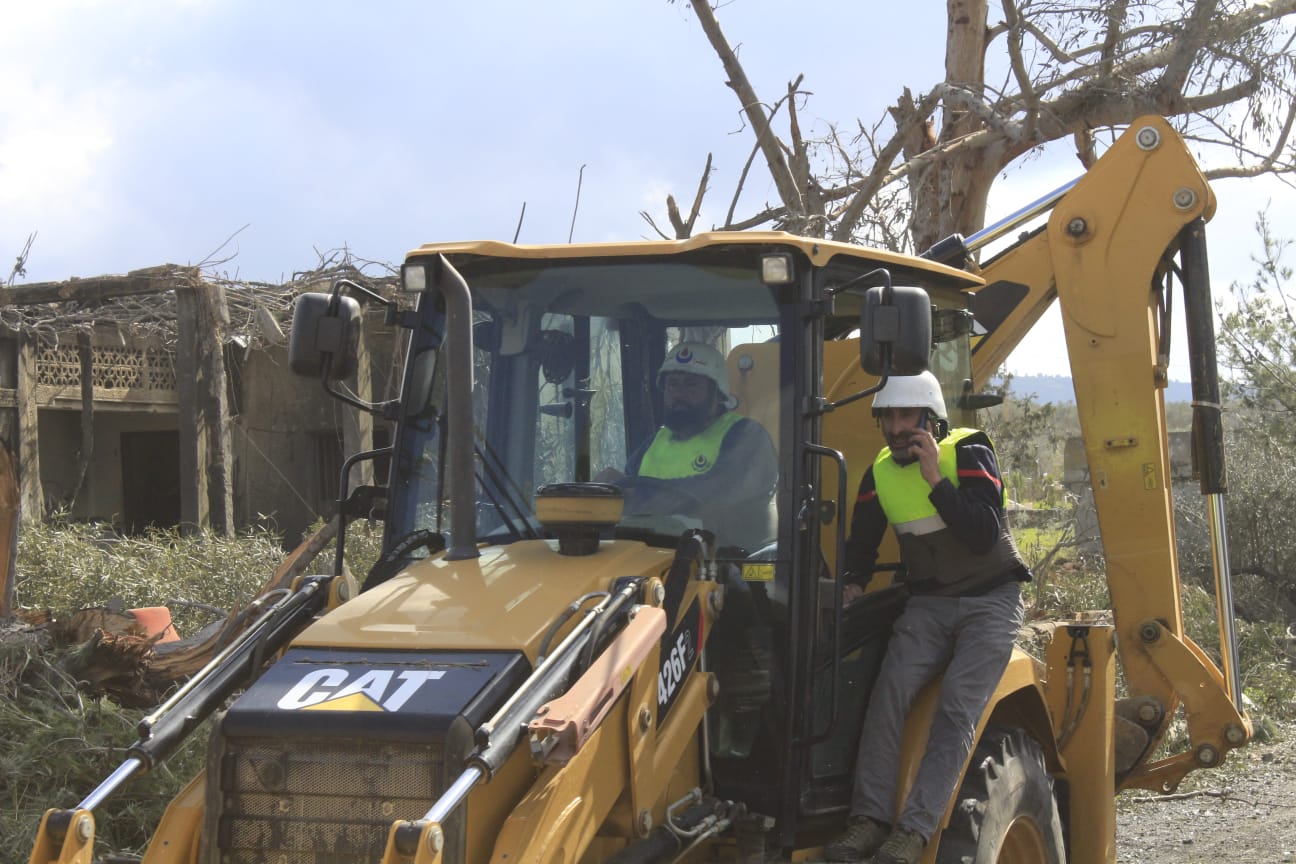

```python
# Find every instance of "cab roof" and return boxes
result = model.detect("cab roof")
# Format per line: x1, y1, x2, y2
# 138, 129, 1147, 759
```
405, 230, 984, 295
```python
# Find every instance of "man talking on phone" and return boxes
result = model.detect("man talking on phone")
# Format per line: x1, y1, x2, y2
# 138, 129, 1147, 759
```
825, 371, 1031, 864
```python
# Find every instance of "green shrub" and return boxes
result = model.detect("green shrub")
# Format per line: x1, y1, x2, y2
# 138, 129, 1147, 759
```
313, 516, 385, 585
14, 518, 288, 638
1029, 560, 1295, 727
2, 521, 346, 858
0, 637, 211, 855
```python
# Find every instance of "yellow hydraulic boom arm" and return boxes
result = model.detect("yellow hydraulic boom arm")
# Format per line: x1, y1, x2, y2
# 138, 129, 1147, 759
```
963, 116, 1249, 790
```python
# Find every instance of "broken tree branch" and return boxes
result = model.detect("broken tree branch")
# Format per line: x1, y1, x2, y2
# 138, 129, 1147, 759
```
689, 0, 803, 216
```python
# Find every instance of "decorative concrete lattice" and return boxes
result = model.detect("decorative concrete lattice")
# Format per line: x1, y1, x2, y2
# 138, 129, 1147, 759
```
35, 344, 176, 391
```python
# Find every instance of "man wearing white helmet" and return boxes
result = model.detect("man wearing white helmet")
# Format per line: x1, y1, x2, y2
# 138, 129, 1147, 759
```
611, 340, 776, 550
825, 371, 1030, 864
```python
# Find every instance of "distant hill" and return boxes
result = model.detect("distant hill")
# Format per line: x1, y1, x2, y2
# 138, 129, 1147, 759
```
997, 374, 1193, 404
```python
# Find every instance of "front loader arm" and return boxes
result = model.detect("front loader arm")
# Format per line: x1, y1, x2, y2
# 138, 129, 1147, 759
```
487, 578, 720, 864
976, 117, 1248, 789
377, 558, 724, 864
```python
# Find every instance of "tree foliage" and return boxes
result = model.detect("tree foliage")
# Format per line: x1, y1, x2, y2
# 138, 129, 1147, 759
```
663, 0, 1296, 250
1219, 211, 1296, 442
979, 374, 1070, 490
1210, 214, 1296, 616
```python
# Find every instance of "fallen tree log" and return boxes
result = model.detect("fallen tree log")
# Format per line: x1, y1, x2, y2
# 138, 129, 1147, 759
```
15, 516, 341, 708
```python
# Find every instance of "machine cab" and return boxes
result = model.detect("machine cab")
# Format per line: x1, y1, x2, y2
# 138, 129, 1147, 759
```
379, 233, 982, 838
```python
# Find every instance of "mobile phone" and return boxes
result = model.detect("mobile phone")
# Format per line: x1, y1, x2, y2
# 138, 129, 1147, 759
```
918, 409, 950, 442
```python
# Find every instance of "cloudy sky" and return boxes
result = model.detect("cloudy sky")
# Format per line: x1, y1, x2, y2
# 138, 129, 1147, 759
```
2, 1, 1291, 379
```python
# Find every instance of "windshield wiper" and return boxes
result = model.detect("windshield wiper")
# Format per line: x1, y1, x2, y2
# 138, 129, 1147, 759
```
475, 435, 543, 541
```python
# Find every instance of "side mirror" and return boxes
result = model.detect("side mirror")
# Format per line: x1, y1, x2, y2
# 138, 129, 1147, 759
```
404, 348, 439, 419
859, 285, 931, 376
288, 292, 361, 379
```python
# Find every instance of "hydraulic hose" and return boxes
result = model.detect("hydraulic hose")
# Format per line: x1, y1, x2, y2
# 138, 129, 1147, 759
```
602, 803, 722, 864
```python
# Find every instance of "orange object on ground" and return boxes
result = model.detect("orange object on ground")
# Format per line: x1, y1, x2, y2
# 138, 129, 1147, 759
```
130, 606, 180, 643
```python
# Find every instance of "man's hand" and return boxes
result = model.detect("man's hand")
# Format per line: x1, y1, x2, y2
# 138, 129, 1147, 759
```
843, 582, 865, 604
907, 428, 942, 487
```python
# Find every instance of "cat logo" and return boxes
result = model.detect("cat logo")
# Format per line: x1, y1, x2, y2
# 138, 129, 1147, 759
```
276, 668, 444, 713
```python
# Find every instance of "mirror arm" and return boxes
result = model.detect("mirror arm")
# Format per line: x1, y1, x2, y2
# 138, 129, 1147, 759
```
318, 371, 400, 417
319, 367, 380, 414
826, 267, 894, 297
333, 277, 397, 313
820, 375, 890, 414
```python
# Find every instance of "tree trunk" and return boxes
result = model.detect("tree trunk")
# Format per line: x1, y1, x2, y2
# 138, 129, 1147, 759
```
908, 0, 1006, 252
16, 335, 41, 523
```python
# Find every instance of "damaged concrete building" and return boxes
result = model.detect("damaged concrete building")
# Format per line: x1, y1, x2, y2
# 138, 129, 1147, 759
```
0, 263, 402, 546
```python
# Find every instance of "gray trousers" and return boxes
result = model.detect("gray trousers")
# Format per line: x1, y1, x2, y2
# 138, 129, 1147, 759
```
849, 581, 1024, 841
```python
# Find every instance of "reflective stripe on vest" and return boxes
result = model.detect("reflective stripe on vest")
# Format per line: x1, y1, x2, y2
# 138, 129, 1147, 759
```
638, 411, 744, 479
872, 428, 1003, 532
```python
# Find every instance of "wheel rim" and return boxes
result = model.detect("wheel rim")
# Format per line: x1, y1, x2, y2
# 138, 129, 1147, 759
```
997, 815, 1049, 863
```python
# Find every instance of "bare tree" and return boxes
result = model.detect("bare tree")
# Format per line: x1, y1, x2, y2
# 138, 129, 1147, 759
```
663, 0, 1296, 252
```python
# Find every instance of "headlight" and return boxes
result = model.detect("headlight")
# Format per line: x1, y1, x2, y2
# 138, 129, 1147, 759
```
761, 253, 793, 285
401, 263, 428, 293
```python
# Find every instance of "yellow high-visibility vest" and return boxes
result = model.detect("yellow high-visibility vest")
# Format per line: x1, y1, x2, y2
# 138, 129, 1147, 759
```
638, 412, 745, 479
872, 428, 1004, 528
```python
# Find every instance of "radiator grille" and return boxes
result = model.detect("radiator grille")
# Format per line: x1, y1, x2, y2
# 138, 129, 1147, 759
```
211, 736, 455, 864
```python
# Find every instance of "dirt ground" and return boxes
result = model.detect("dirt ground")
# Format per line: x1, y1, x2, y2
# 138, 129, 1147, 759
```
1115, 721, 1296, 863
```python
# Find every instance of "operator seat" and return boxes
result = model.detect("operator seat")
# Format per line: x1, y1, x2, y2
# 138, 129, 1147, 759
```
727, 342, 780, 453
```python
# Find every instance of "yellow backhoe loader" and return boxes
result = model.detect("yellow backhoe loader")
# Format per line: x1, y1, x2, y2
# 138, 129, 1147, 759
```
29, 115, 1248, 864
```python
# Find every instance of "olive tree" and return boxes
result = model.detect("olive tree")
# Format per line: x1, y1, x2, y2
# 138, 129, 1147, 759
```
659, 0, 1296, 251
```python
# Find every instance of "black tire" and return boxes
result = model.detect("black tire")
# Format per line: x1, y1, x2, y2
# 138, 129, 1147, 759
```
936, 726, 1066, 864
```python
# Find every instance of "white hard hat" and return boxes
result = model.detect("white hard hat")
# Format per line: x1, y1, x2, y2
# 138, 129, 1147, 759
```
872, 371, 947, 419
658, 341, 730, 399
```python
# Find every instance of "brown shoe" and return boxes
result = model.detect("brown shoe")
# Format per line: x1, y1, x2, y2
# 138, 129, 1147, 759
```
872, 828, 924, 864
824, 816, 890, 862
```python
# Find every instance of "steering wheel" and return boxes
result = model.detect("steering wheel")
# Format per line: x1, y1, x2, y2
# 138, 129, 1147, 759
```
617, 475, 708, 518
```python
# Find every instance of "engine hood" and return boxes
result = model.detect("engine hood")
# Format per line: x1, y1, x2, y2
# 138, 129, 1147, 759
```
292, 538, 672, 655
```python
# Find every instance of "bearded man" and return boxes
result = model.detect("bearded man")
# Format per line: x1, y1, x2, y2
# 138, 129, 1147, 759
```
605, 341, 776, 551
